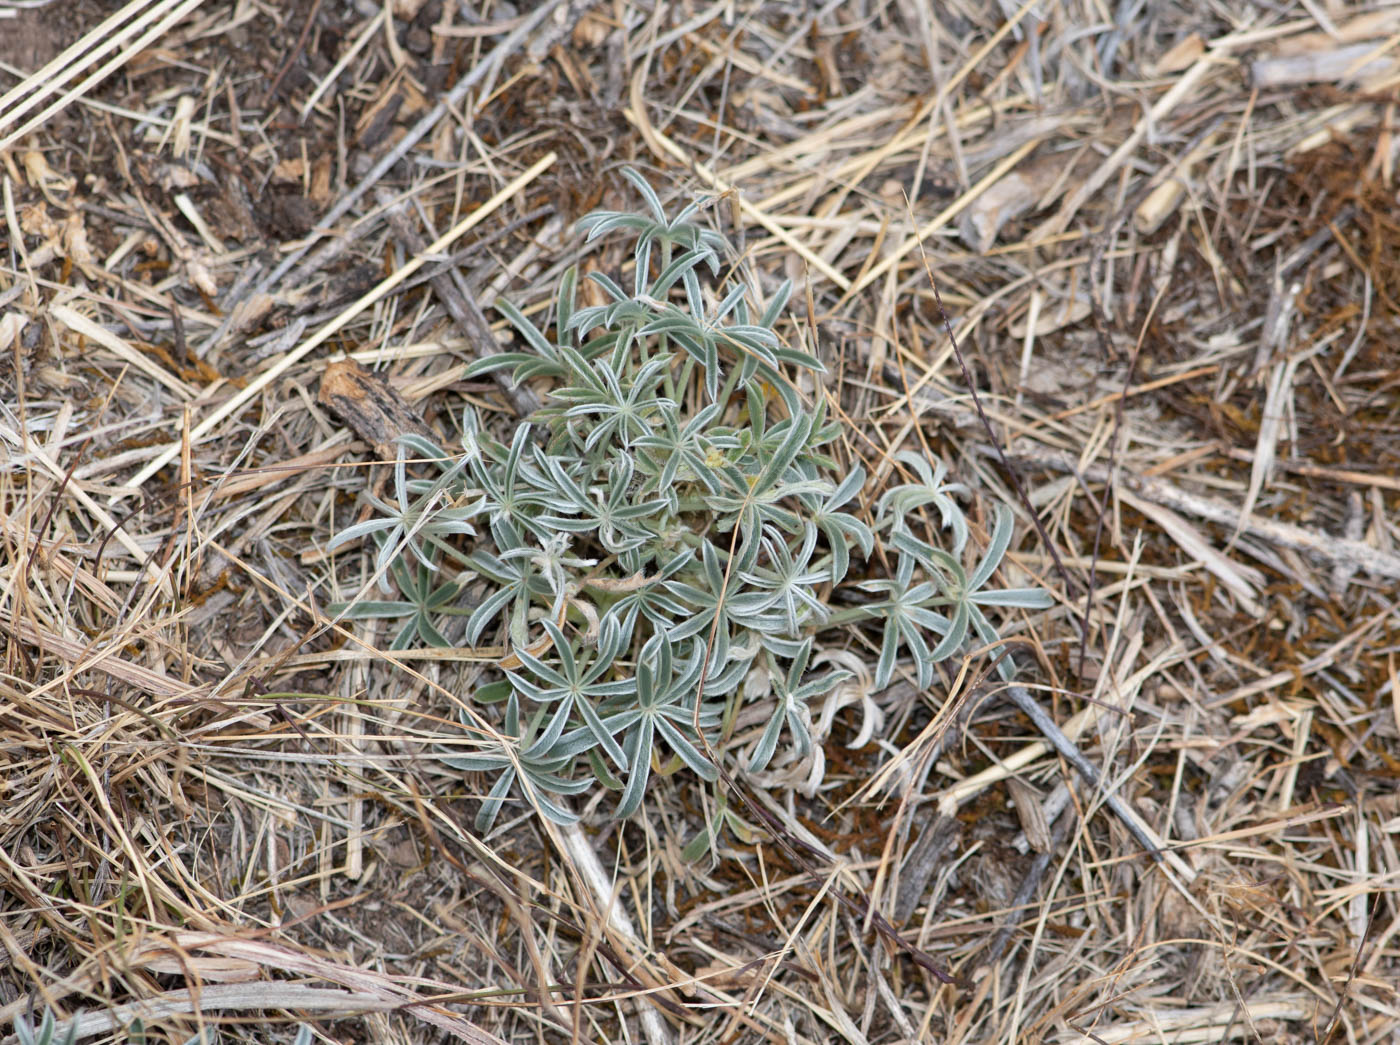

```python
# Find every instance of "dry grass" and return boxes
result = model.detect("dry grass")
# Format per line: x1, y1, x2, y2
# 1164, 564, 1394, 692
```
2, 0, 1399, 1043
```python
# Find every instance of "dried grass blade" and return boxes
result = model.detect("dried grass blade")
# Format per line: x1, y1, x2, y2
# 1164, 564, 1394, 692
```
0, 0, 206, 152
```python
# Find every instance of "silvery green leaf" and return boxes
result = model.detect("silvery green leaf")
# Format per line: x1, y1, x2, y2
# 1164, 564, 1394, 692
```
577, 212, 651, 240
622, 165, 668, 223
761, 279, 793, 328
973, 587, 1055, 609
495, 297, 559, 358
585, 270, 629, 303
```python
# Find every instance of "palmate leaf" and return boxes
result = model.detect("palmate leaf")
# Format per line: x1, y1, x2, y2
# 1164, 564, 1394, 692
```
877, 450, 970, 553
533, 452, 667, 554
705, 407, 831, 569
733, 526, 830, 633
506, 619, 634, 765
328, 540, 464, 649
666, 539, 788, 669
439, 693, 591, 832
856, 550, 952, 691
921, 505, 1055, 681
587, 631, 722, 819
577, 167, 726, 268
650, 309, 724, 399
859, 505, 1055, 687
798, 464, 873, 584
633, 400, 733, 498
326, 437, 477, 592
558, 353, 676, 453
468, 422, 550, 542
747, 639, 851, 773
463, 538, 556, 646
596, 548, 695, 647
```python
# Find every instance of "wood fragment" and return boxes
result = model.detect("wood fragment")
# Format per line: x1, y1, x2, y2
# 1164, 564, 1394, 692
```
892, 811, 961, 926
958, 152, 1065, 253
1006, 775, 1050, 854
1251, 42, 1400, 88
317, 358, 434, 457
1134, 132, 1218, 235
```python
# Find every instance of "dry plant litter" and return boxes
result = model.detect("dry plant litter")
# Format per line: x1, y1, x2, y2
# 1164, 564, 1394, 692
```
2, 1, 1399, 1043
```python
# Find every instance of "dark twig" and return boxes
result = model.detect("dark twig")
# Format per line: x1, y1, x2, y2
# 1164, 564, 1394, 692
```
892, 811, 961, 927
1004, 684, 1193, 882
261, 0, 325, 107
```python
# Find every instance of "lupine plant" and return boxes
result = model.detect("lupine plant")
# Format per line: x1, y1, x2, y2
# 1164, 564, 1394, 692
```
327, 169, 1051, 833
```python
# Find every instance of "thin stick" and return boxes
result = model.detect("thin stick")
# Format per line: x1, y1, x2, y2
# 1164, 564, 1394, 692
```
1003, 683, 1197, 885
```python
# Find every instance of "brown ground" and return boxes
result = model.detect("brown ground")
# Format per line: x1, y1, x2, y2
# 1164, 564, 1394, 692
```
2, 1, 1399, 1044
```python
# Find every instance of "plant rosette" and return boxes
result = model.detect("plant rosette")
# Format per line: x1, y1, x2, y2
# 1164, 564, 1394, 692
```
326, 169, 1052, 836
